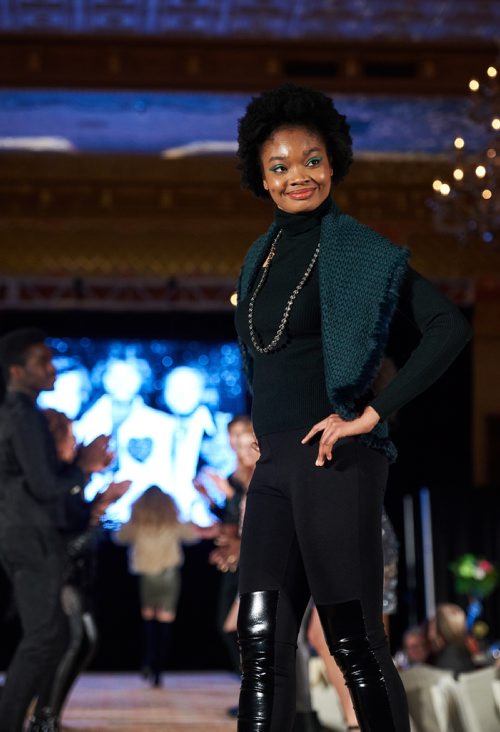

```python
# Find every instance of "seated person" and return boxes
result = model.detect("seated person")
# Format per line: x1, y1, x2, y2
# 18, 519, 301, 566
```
428, 603, 475, 676
399, 625, 432, 669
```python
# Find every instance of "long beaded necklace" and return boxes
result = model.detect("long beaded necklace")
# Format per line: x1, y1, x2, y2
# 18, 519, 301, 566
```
248, 228, 321, 354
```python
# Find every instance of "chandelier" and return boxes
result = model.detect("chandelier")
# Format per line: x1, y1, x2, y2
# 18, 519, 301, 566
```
430, 63, 499, 245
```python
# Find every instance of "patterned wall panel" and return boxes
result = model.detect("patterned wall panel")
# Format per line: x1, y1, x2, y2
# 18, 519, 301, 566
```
0, 152, 499, 282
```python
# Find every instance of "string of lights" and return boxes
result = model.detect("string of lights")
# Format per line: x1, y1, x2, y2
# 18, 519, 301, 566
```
430, 63, 499, 244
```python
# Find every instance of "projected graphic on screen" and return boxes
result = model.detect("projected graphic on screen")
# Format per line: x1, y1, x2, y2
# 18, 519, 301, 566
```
38, 337, 246, 526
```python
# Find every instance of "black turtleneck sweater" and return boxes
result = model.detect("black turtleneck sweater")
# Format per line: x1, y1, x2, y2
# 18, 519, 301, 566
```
235, 196, 472, 438
236, 197, 332, 437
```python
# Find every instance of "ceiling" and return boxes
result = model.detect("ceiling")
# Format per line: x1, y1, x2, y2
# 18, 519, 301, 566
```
1, 0, 498, 41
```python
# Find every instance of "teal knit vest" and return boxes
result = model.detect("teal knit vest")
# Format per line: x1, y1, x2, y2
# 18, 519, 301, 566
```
237, 202, 410, 462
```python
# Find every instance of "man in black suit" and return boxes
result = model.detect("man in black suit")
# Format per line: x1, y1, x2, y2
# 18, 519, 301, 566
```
0, 329, 113, 732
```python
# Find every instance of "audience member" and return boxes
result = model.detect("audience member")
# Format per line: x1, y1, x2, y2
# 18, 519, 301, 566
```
194, 416, 254, 673
428, 603, 475, 676
27, 409, 130, 732
401, 626, 431, 667
207, 427, 259, 628
0, 328, 113, 732
202, 423, 259, 719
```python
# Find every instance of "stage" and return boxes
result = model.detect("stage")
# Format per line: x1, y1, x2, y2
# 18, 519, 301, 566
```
54, 672, 240, 731
0, 664, 345, 730
58, 668, 346, 731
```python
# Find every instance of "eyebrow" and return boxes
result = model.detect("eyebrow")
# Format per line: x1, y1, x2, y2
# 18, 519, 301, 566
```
268, 146, 322, 162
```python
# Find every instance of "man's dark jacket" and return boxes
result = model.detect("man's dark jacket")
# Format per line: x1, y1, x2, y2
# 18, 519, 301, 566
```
0, 391, 89, 569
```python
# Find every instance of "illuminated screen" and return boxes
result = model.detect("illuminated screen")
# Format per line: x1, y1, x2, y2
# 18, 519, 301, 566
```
38, 337, 246, 526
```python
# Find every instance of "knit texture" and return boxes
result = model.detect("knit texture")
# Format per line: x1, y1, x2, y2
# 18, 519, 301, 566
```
237, 202, 410, 462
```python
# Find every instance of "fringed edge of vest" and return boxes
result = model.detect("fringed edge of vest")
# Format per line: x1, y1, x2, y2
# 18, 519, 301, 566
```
319, 206, 409, 462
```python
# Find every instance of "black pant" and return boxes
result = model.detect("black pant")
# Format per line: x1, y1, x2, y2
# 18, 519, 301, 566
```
0, 551, 68, 732
34, 584, 98, 722
238, 430, 409, 731
216, 569, 240, 673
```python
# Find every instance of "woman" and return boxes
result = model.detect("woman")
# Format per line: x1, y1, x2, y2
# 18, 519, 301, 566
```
234, 84, 472, 732
116, 486, 215, 687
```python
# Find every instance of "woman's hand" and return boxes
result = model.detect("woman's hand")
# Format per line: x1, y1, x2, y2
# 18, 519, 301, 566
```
209, 534, 241, 573
301, 406, 381, 466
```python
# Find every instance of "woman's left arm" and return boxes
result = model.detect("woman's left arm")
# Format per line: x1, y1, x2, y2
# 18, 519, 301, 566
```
368, 267, 472, 420
302, 267, 472, 466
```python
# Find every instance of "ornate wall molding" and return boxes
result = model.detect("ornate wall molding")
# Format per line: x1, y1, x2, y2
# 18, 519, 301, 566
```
0, 274, 236, 310
0, 36, 497, 94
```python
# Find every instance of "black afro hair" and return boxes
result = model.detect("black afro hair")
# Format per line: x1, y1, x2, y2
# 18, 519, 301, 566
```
0, 328, 47, 372
237, 83, 353, 199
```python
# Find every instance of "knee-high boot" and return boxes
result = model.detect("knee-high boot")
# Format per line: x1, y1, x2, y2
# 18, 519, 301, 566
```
237, 590, 279, 732
316, 600, 397, 732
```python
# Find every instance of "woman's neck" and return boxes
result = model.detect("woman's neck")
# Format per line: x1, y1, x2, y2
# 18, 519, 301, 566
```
274, 195, 332, 236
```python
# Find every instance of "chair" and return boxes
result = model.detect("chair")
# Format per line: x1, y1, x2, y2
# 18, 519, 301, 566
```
310, 657, 422, 731
400, 665, 455, 732
429, 676, 465, 732
493, 678, 500, 717
309, 656, 351, 732
451, 666, 500, 732
409, 714, 419, 732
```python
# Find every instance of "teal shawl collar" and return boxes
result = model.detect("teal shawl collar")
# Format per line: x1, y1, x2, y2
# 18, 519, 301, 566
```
237, 201, 410, 461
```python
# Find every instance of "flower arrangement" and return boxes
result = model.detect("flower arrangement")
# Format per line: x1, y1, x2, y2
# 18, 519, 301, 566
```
449, 553, 499, 599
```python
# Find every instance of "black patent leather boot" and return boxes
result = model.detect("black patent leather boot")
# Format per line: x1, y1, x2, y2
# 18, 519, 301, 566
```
237, 590, 279, 732
316, 600, 396, 732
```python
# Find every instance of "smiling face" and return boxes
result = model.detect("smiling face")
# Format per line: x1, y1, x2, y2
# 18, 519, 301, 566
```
260, 126, 333, 213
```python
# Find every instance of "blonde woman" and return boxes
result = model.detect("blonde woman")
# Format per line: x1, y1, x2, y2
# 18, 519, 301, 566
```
116, 485, 216, 686
428, 603, 475, 675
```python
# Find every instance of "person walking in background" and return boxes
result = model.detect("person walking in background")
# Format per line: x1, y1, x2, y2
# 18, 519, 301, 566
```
0, 328, 113, 732
233, 84, 472, 731
115, 485, 216, 687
